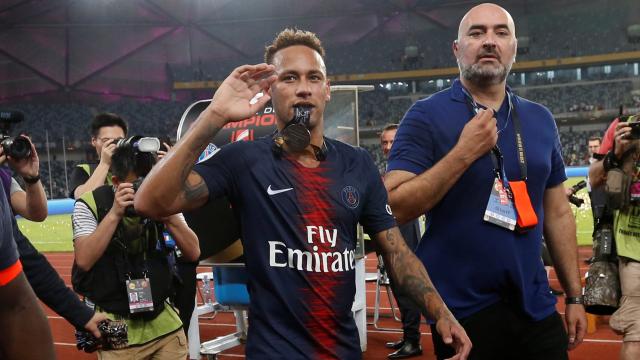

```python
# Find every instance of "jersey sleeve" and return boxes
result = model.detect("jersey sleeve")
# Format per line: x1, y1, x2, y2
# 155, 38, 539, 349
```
359, 150, 397, 236
546, 113, 568, 188
192, 143, 239, 202
387, 102, 434, 175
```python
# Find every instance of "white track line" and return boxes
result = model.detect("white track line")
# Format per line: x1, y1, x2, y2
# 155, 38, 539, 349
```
198, 323, 237, 327
366, 329, 622, 343
216, 355, 245, 358
54, 342, 76, 346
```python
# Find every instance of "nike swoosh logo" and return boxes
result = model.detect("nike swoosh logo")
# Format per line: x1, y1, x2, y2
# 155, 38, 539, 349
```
267, 185, 293, 196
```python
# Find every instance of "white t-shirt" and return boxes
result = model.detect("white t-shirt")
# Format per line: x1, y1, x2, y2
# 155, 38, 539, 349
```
10, 177, 22, 195
72, 201, 186, 240
72, 201, 98, 239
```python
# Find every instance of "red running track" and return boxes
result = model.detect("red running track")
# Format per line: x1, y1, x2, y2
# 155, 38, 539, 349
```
43, 247, 620, 359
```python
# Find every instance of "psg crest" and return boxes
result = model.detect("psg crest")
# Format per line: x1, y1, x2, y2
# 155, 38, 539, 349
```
341, 186, 360, 209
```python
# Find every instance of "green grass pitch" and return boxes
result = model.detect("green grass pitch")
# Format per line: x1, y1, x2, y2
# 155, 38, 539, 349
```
565, 177, 594, 247
18, 214, 74, 252
20, 177, 594, 253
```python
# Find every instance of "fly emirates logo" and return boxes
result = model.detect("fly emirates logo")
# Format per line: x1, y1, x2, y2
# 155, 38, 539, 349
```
268, 226, 356, 273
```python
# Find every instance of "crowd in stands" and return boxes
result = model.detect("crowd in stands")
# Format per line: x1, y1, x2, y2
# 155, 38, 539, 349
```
7, 101, 188, 146
4, 101, 190, 199
359, 78, 635, 128
6, 90, 628, 199
39, 160, 75, 200
522, 3, 636, 61
559, 129, 608, 166
359, 90, 413, 127
168, 1, 639, 81
6, 67, 640, 199
517, 81, 634, 114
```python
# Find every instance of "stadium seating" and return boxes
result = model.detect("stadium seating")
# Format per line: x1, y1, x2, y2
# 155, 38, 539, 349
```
168, 1, 640, 80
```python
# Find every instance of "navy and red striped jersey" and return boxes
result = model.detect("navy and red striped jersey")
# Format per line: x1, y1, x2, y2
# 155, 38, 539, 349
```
194, 136, 396, 359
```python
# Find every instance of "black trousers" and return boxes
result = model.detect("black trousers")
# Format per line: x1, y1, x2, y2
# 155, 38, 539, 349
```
389, 220, 422, 343
389, 281, 422, 342
174, 261, 198, 334
431, 301, 568, 360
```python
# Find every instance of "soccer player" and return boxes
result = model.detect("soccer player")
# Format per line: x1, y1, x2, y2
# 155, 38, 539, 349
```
136, 29, 471, 359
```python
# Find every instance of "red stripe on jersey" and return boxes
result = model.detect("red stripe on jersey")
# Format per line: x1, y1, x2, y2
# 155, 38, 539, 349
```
291, 161, 341, 359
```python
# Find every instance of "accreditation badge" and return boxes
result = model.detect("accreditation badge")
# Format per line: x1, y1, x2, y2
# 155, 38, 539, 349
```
484, 178, 517, 231
126, 278, 154, 313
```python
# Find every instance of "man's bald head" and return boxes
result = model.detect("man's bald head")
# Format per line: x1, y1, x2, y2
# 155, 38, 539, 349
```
457, 3, 516, 41
453, 3, 517, 87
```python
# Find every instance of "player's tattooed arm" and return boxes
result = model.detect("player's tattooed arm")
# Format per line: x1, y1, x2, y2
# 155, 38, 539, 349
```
373, 227, 472, 357
177, 120, 220, 205
136, 64, 275, 218
373, 227, 451, 321
135, 109, 222, 218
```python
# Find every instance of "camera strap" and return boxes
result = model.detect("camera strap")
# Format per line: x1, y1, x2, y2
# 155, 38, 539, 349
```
121, 219, 156, 314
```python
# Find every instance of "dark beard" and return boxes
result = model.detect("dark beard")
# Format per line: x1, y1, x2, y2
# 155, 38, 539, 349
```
461, 62, 509, 86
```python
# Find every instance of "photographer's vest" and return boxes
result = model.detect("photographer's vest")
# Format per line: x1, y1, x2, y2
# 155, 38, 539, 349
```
71, 185, 174, 320
613, 148, 640, 262
77, 163, 113, 186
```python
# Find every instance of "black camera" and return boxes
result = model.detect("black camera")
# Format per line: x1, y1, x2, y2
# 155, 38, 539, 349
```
116, 136, 160, 179
568, 194, 584, 207
132, 176, 144, 193
124, 177, 145, 217
567, 180, 586, 207
628, 122, 640, 140
75, 319, 128, 353
1, 134, 31, 159
114, 136, 159, 217
0, 110, 31, 160
624, 115, 640, 140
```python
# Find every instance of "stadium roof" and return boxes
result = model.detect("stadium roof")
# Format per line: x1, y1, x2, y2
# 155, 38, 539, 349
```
0, 0, 624, 101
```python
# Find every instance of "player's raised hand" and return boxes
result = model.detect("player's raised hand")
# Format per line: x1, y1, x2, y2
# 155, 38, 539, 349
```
208, 63, 277, 124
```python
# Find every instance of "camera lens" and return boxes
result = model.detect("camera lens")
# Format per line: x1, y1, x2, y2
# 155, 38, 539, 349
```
10, 136, 31, 159
2, 135, 31, 159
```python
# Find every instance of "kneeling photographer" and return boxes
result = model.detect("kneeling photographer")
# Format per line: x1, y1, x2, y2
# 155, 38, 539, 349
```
72, 135, 199, 359
589, 114, 640, 360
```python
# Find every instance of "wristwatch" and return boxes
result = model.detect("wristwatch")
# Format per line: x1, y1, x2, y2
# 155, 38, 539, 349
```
23, 174, 40, 184
565, 296, 584, 305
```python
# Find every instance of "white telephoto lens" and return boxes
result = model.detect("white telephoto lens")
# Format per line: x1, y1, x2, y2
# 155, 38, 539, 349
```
137, 137, 161, 153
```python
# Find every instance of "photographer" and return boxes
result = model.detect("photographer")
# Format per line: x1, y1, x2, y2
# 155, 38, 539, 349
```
72, 136, 199, 359
589, 115, 640, 360
0, 116, 110, 334
70, 113, 127, 199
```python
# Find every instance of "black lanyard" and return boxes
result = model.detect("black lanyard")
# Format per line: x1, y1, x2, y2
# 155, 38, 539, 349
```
461, 89, 527, 182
